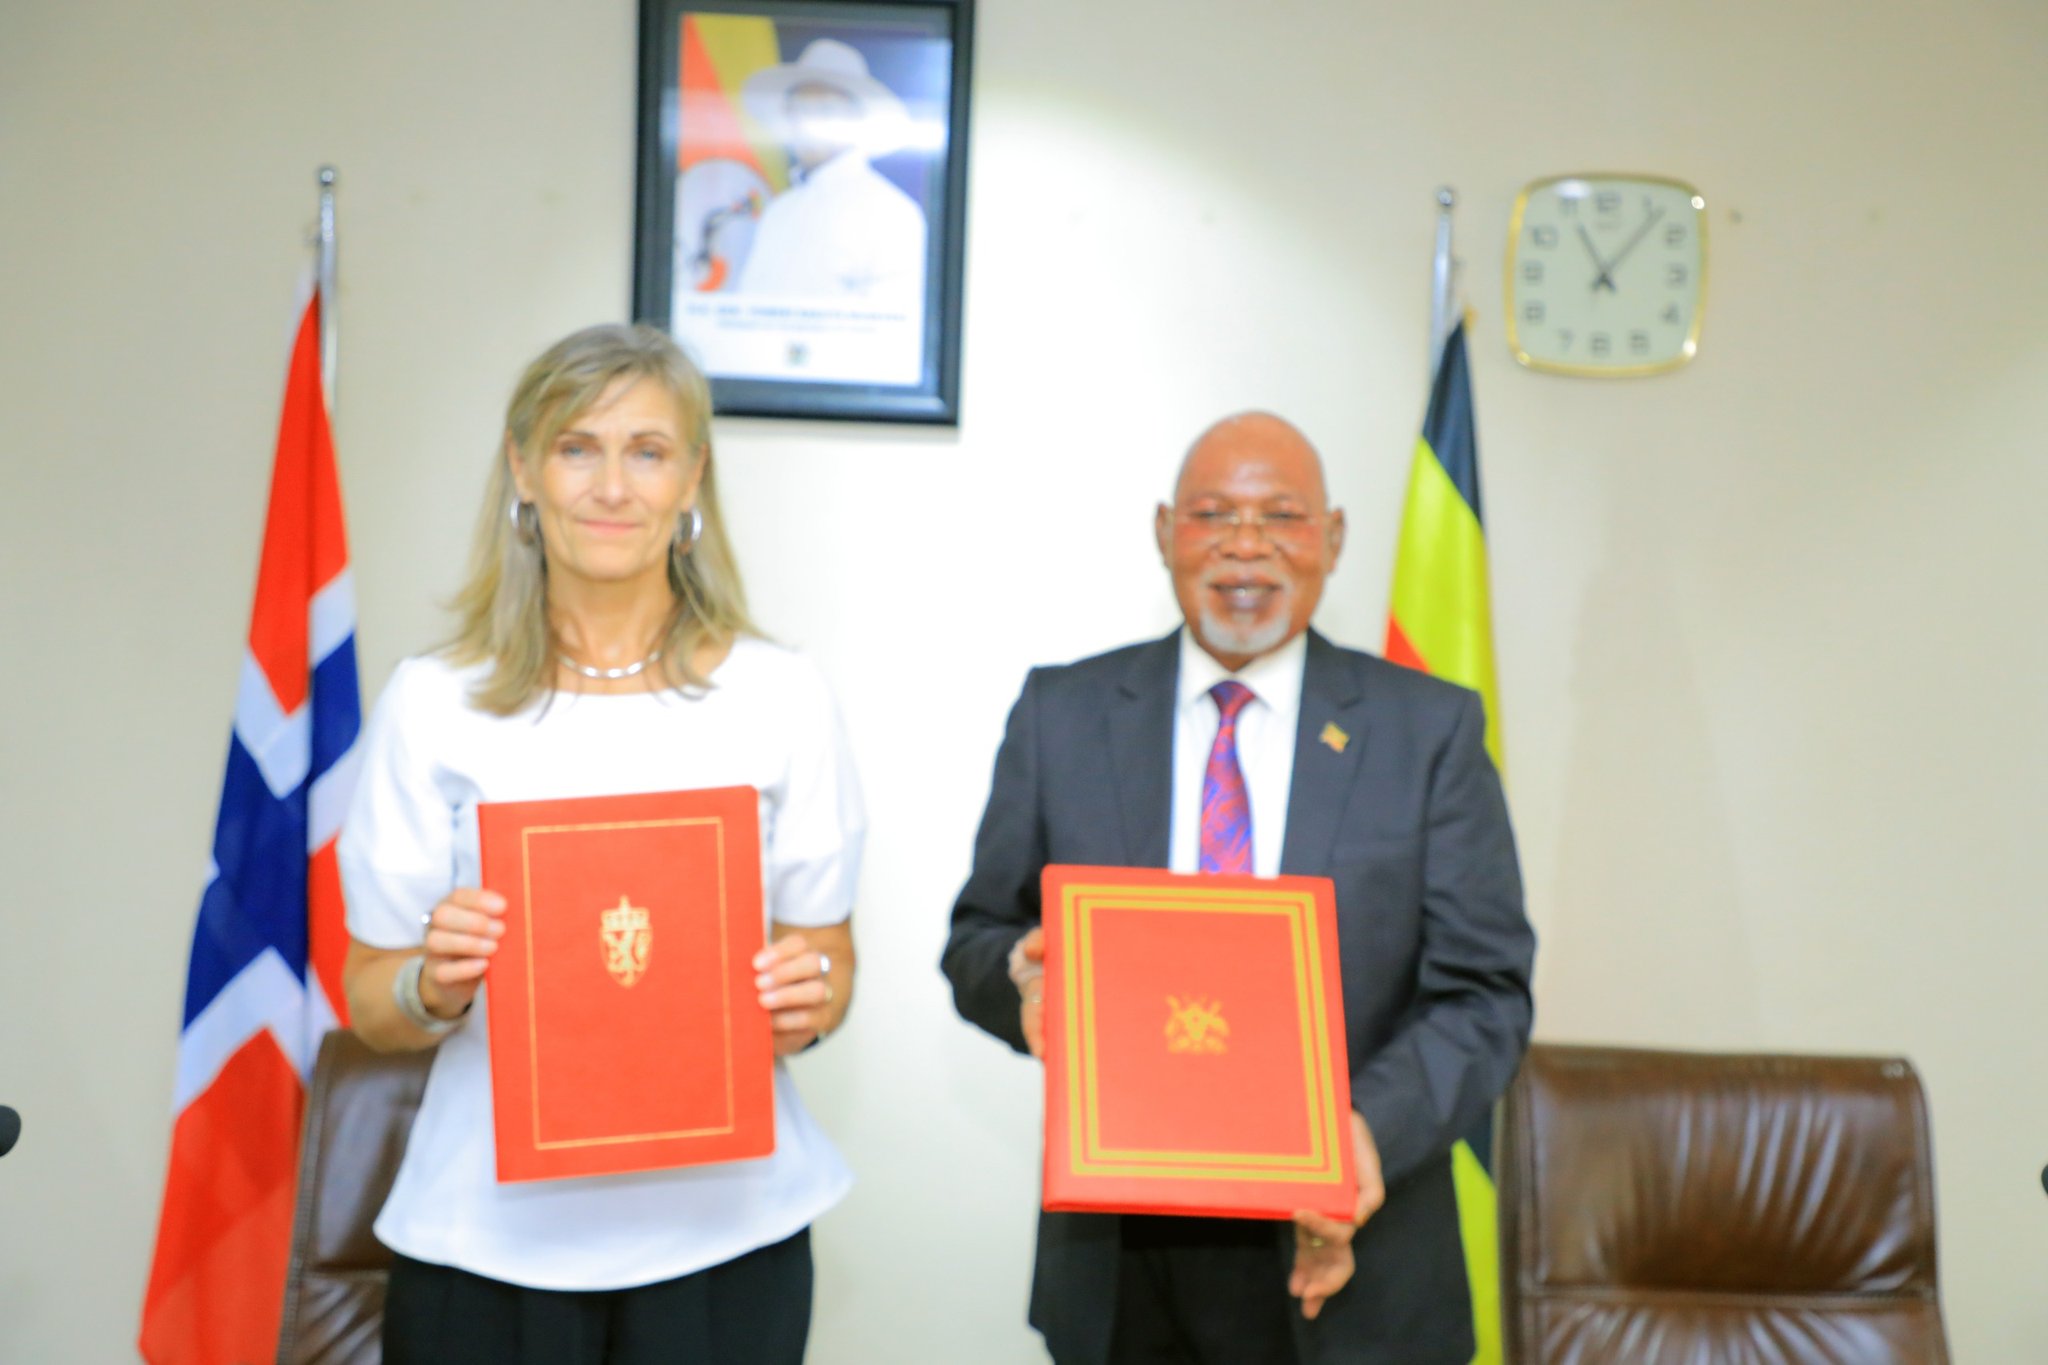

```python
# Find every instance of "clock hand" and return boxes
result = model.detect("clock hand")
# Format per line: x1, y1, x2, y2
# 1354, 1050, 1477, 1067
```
1575, 223, 1617, 293
1603, 206, 1667, 279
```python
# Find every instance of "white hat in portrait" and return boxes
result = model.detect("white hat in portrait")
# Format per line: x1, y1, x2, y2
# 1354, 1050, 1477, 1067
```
741, 38, 912, 156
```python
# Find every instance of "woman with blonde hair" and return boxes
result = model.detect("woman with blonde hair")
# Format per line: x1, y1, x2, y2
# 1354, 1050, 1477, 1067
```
339, 323, 861, 1364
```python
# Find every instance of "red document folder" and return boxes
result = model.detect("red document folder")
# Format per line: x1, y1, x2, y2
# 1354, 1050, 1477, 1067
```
1041, 865, 1357, 1221
478, 787, 773, 1182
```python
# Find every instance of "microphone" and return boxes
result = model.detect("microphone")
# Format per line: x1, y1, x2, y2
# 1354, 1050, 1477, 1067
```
0, 1106, 17, 1158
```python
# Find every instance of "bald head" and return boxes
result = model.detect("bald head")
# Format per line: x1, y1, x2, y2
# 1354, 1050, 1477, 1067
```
1156, 411, 1345, 671
1173, 411, 1331, 513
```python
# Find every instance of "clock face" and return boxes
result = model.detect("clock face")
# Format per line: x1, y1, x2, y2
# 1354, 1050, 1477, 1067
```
1505, 174, 1707, 376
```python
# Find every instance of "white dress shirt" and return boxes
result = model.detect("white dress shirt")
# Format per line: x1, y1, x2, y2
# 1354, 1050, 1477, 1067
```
1167, 629, 1308, 878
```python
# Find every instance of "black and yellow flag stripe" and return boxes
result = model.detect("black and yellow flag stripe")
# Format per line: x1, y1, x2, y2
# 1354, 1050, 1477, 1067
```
1383, 315, 1505, 1365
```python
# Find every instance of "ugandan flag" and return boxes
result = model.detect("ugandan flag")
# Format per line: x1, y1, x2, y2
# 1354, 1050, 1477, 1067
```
678, 13, 789, 188
1386, 316, 1501, 766
1383, 314, 1506, 1365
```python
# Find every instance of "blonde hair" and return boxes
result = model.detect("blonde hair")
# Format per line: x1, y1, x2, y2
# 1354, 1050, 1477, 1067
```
444, 323, 757, 714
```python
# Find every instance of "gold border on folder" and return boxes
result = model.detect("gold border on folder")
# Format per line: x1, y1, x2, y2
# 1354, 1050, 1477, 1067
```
1059, 883, 1346, 1186
521, 817, 738, 1150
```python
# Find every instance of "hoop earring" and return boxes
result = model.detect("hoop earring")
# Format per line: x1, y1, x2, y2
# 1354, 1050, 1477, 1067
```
675, 505, 704, 555
509, 500, 539, 546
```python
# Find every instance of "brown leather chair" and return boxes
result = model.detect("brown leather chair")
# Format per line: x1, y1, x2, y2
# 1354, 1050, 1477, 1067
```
276, 1030, 434, 1365
1499, 1044, 1950, 1364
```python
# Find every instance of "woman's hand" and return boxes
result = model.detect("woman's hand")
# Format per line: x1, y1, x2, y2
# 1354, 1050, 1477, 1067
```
419, 888, 507, 1018
758, 921, 854, 1055
343, 886, 506, 1053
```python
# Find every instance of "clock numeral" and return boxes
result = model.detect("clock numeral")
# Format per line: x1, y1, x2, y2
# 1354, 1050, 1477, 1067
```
1665, 223, 1687, 247
1521, 261, 1544, 284
1522, 301, 1546, 323
1666, 264, 1689, 286
1556, 329, 1574, 353
1558, 195, 1581, 217
1531, 225, 1559, 249
1643, 194, 1659, 215
1661, 303, 1683, 326
1595, 191, 1621, 215
1629, 330, 1651, 356
1590, 332, 1612, 357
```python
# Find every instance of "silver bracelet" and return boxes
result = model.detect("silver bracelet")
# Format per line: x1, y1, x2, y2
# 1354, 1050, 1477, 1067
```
393, 954, 465, 1035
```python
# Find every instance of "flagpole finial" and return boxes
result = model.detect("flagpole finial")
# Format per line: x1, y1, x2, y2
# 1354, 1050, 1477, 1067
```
315, 167, 339, 410
1430, 187, 1459, 370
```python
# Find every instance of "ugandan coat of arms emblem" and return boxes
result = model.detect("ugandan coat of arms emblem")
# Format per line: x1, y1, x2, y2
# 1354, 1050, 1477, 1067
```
1164, 995, 1229, 1055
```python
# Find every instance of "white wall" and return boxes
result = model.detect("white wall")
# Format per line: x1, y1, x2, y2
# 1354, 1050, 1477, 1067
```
3, 1, 2045, 1360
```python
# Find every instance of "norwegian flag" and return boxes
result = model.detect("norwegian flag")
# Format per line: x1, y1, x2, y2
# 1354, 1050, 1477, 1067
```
139, 287, 360, 1364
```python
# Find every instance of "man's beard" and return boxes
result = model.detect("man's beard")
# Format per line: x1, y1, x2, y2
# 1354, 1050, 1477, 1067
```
1195, 603, 1291, 662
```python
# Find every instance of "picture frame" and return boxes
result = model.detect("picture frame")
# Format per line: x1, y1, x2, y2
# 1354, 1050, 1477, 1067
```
633, 0, 975, 424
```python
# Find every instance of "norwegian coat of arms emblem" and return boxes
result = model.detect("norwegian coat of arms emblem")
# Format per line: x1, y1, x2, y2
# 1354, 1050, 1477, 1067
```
600, 895, 653, 987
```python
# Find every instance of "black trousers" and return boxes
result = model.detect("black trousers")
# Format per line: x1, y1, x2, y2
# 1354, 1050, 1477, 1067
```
383, 1229, 812, 1365
1102, 1216, 1298, 1365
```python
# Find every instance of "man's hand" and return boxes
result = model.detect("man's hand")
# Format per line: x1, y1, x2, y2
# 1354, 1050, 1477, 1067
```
1009, 927, 1046, 1058
1288, 1109, 1386, 1319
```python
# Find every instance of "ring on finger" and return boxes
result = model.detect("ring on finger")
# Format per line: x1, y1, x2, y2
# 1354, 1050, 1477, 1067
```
817, 951, 832, 978
823, 982, 835, 1006
1306, 1234, 1327, 1249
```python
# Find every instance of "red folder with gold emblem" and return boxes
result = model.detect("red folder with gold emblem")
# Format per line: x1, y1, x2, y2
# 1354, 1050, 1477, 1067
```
478, 787, 772, 1182
1041, 865, 1357, 1220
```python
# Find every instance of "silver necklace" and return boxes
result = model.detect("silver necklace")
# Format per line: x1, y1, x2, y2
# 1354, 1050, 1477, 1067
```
558, 648, 661, 681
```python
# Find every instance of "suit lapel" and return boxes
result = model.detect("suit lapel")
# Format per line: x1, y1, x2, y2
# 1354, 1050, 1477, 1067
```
1279, 631, 1372, 876
1108, 633, 1179, 868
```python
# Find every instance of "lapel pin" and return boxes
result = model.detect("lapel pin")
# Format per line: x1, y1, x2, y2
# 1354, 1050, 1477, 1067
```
1319, 722, 1350, 754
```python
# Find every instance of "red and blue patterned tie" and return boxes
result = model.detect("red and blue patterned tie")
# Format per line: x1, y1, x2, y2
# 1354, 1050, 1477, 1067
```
1199, 681, 1256, 875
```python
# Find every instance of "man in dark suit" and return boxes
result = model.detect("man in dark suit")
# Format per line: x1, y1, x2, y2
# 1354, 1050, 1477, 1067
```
942, 412, 1534, 1365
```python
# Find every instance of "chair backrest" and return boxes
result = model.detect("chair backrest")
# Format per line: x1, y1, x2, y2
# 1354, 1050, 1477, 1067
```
1498, 1043, 1949, 1365
276, 1030, 434, 1365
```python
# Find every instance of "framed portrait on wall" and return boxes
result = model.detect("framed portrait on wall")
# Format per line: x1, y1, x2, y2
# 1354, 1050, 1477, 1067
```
633, 0, 975, 424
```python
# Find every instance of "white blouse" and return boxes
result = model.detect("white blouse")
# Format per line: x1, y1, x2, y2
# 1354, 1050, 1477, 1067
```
339, 638, 865, 1290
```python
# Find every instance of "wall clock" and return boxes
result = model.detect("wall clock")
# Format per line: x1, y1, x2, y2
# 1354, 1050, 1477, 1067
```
1505, 174, 1707, 377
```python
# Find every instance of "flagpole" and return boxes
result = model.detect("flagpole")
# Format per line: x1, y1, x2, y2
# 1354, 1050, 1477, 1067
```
1430, 186, 1456, 374
316, 166, 338, 412
140, 208, 364, 1365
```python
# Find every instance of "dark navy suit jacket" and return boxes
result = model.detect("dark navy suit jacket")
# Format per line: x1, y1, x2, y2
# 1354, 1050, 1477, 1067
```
942, 630, 1535, 1365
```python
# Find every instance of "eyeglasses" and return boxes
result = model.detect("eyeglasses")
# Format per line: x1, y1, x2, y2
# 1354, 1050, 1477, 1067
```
1173, 505, 1325, 547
